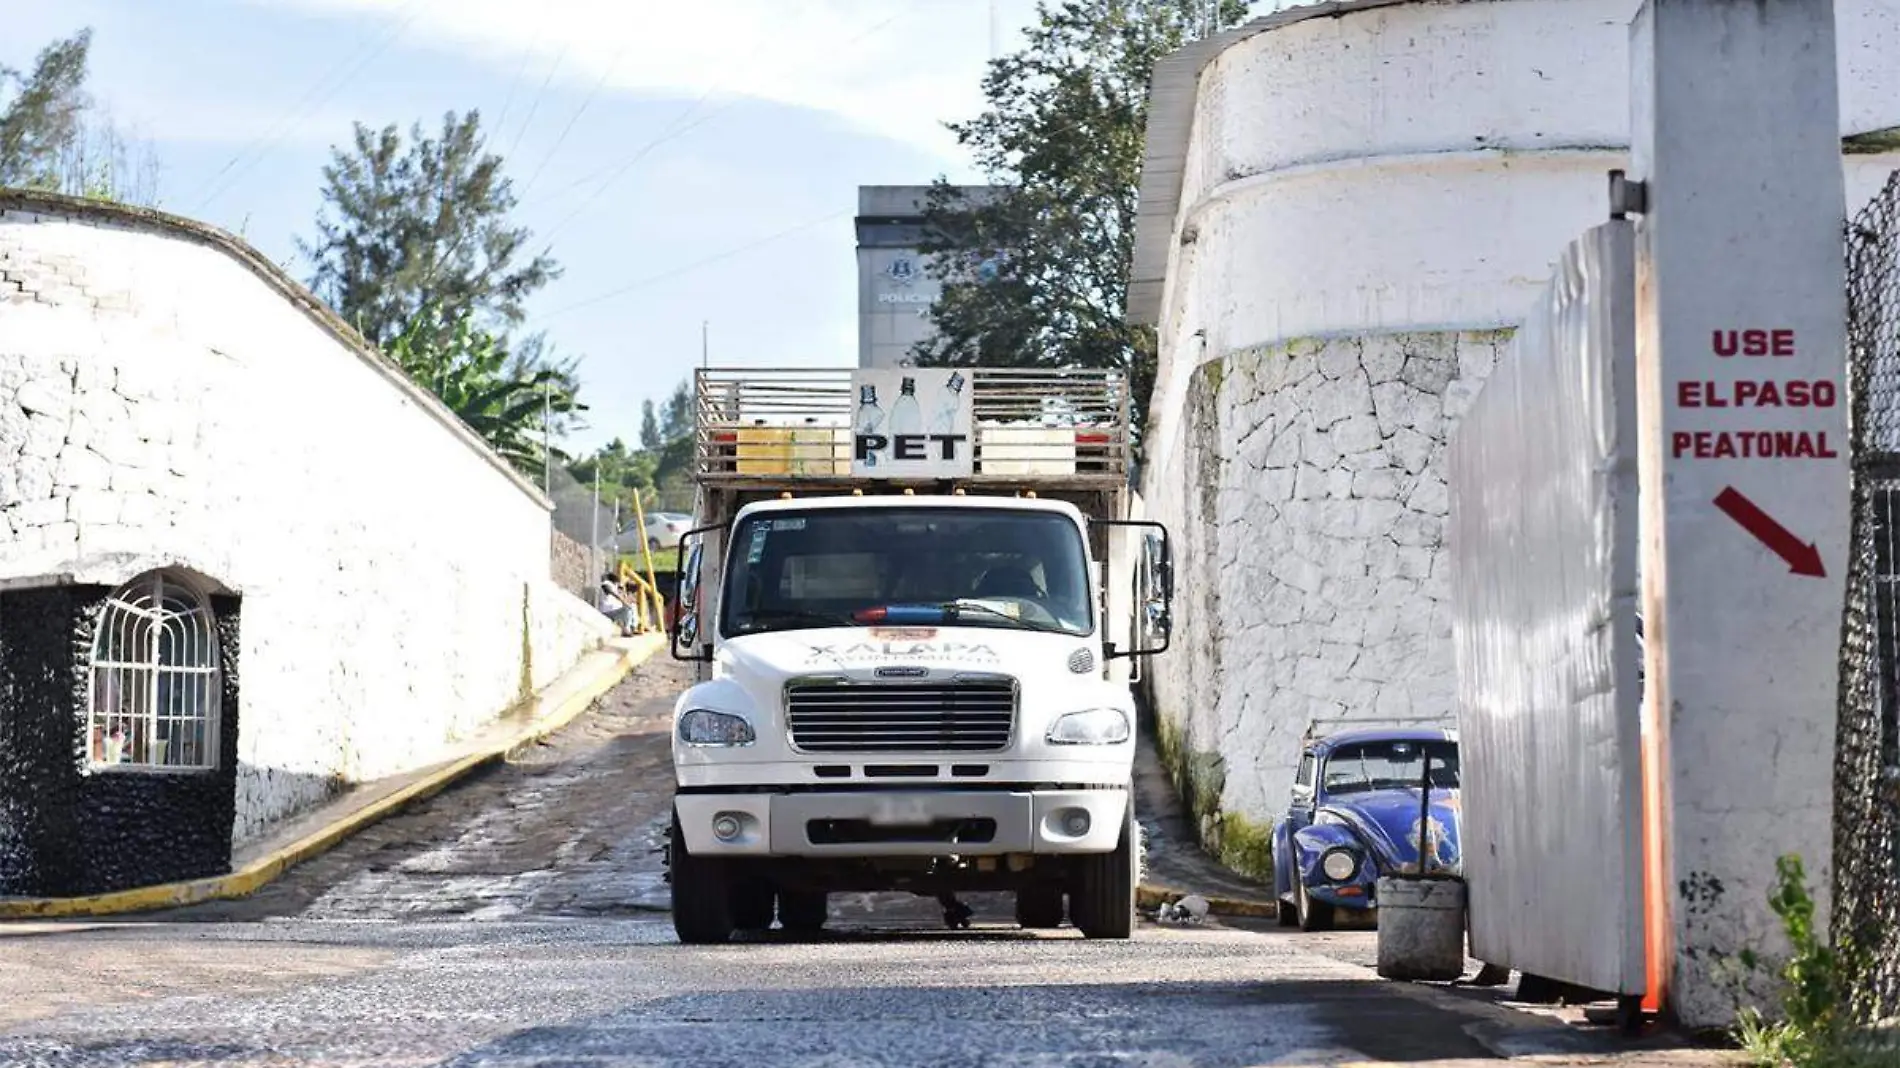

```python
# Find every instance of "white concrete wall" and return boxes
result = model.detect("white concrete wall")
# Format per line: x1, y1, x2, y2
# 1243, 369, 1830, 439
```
0, 200, 612, 845
1137, 0, 1900, 865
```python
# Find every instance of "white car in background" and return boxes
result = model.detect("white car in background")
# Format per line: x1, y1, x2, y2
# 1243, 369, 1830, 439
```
621, 512, 690, 552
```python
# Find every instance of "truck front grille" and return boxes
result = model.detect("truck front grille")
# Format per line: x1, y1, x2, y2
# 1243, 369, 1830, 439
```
785, 679, 1017, 753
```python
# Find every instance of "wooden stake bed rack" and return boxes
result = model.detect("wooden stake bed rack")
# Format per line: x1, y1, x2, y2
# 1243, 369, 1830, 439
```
691, 366, 1132, 492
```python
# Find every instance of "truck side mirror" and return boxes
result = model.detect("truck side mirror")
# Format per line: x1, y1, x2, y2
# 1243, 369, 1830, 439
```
670, 530, 715, 663
1094, 519, 1173, 660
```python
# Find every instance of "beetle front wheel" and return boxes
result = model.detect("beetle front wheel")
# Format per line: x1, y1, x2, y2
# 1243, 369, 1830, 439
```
1295, 881, 1335, 932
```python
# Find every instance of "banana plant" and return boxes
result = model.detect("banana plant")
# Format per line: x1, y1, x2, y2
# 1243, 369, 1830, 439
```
384, 304, 586, 473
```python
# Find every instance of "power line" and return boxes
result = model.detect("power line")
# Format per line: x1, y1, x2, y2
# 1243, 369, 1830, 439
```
543, 208, 851, 320
535, 0, 817, 203
490, 23, 546, 139
516, 40, 630, 201
191, 0, 425, 213
532, 3, 912, 248
503, 40, 569, 164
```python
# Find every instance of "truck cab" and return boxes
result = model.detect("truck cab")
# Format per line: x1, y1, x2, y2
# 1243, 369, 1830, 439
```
663, 367, 1173, 942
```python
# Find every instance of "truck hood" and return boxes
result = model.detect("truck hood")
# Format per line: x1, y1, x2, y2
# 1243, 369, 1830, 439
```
719, 624, 1099, 686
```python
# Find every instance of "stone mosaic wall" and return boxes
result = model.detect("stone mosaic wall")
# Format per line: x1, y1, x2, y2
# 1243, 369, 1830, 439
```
1141, 330, 1505, 878
0, 585, 241, 897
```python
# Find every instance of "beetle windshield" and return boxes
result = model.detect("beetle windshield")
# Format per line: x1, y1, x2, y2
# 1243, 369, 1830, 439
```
717, 507, 1095, 638
1322, 739, 1459, 795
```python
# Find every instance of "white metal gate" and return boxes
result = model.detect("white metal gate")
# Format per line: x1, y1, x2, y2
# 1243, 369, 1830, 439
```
1447, 221, 1647, 997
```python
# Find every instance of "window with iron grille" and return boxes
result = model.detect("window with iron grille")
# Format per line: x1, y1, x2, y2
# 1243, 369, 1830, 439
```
86, 572, 220, 771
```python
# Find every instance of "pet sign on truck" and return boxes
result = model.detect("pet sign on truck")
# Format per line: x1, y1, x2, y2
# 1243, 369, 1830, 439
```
664, 365, 1174, 942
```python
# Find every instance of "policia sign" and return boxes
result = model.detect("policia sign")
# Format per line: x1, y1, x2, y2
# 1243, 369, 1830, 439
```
850, 368, 975, 478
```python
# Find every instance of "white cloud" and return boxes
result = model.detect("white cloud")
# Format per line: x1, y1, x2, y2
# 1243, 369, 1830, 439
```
245, 0, 1041, 159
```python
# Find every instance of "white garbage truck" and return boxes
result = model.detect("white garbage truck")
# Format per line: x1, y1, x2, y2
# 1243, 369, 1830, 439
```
662, 366, 1174, 942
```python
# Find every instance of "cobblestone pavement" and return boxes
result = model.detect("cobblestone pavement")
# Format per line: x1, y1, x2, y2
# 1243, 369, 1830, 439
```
0, 658, 1740, 1066
173, 660, 689, 923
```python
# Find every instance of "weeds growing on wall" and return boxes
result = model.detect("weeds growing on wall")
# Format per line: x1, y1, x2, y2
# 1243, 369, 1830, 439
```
1731, 855, 1896, 1068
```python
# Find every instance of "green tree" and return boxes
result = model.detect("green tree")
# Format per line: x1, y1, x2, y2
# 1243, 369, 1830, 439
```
386, 305, 584, 474
660, 380, 692, 440
301, 109, 560, 351
570, 379, 698, 528
639, 401, 664, 452
0, 28, 159, 204
915, 0, 1251, 432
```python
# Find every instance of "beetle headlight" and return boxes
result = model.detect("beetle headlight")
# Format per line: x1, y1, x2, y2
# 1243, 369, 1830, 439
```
1047, 708, 1131, 745
1321, 848, 1359, 882
678, 709, 755, 746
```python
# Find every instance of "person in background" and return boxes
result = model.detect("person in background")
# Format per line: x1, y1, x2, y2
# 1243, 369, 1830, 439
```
597, 575, 636, 636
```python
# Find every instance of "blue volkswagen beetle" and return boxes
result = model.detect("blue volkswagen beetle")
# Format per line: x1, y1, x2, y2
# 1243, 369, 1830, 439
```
1270, 727, 1461, 931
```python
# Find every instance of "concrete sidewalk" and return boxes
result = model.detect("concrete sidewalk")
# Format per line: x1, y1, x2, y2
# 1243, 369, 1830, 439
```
0, 633, 665, 922
1132, 727, 1285, 918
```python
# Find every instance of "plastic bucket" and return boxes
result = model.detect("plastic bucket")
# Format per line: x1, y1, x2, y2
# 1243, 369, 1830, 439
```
1374, 876, 1467, 981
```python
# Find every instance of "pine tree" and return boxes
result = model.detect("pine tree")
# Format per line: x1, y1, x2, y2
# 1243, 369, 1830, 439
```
300, 110, 560, 350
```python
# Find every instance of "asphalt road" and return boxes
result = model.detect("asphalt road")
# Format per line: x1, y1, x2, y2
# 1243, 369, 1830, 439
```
0, 661, 1731, 1067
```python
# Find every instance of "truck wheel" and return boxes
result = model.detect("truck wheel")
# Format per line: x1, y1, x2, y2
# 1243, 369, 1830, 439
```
730, 878, 775, 932
1015, 886, 1065, 929
1069, 797, 1138, 939
778, 890, 828, 934
669, 812, 735, 944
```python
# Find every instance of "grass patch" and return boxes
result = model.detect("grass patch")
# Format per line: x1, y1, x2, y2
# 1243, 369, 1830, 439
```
1212, 810, 1275, 884
619, 546, 681, 576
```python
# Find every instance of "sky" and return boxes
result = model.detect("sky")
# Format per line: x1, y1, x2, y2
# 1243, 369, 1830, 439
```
0, 0, 1081, 455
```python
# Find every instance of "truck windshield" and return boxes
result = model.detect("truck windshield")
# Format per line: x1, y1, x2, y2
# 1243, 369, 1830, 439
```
718, 507, 1095, 638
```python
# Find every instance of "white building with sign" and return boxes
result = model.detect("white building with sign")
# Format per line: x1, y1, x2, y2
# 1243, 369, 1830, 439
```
855, 185, 1001, 370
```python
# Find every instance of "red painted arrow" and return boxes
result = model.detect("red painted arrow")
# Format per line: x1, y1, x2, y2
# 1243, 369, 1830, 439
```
1713, 487, 1825, 577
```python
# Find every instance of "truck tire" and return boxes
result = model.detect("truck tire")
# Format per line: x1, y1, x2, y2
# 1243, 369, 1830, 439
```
669, 811, 735, 944
730, 878, 775, 932
1015, 886, 1065, 929
1069, 796, 1138, 939
778, 890, 828, 934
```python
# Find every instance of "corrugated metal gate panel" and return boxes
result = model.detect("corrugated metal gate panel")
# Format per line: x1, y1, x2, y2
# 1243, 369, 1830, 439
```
1448, 221, 1646, 996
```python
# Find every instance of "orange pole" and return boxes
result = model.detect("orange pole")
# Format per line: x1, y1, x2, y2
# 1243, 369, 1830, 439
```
1640, 626, 1671, 1017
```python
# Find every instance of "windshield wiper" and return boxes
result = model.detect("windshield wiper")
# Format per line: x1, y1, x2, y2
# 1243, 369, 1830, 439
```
935, 600, 1073, 634
734, 610, 863, 634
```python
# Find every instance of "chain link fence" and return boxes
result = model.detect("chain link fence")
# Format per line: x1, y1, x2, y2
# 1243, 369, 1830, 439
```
1836, 168, 1900, 1021
546, 460, 618, 605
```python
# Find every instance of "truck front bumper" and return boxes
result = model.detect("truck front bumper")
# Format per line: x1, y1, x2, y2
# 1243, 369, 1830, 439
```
673, 787, 1129, 858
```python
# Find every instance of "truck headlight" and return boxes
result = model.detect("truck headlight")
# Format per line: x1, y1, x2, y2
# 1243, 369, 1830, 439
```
1046, 708, 1130, 745
678, 709, 755, 746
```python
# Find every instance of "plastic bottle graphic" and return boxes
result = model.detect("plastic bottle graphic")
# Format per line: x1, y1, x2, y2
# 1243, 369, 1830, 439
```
929, 371, 966, 435
890, 377, 924, 443
855, 384, 884, 467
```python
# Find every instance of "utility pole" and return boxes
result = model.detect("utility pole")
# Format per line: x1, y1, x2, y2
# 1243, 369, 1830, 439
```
591, 465, 601, 580
989, 0, 999, 60
702, 320, 709, 368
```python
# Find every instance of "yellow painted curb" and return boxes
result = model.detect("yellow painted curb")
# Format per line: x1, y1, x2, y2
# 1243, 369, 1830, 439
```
0, 635, 665, 921
1138, 882, 1283, 920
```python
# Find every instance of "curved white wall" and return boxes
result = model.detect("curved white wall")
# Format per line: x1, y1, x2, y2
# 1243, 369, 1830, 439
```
0, 200, 611, 843
1138, 0, 1900, 870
